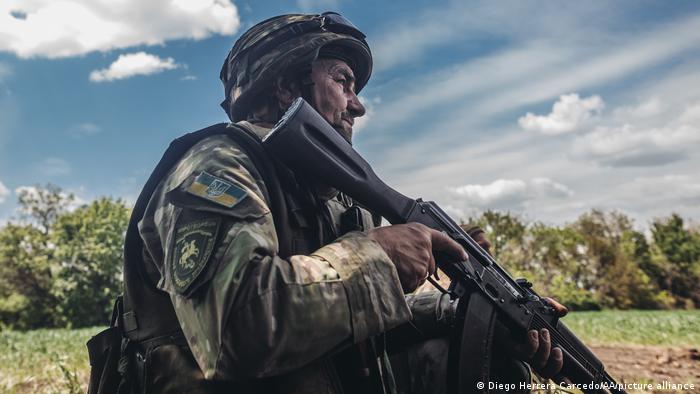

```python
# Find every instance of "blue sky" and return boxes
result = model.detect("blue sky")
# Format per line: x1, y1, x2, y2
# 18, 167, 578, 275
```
1, 0, 699, 228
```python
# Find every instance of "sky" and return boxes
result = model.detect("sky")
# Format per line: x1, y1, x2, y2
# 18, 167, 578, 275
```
1, 0, 699, 230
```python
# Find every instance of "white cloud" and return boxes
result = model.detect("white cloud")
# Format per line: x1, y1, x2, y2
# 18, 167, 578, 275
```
599, 174, 700, 224
363, 42, 580, 142
448, 177, 573, 210
626, 174, 700, 205
357, 5, 700, 226
679, 102, 700, 125
451, 179, 527, 207
467, 14, 700, 124
0, 180, 9, 203
90, 52, 179, 82
530, 177, 575, 199
363, 12, 700, 158
573, 123, 700, 167
518, 94, 604, 135
0, 0, 240, 59
571, 95, 700, 167
68, 122, 101, 138
441, 204, 466, 221
613, 97, 662, 121
37, 157, 71, 176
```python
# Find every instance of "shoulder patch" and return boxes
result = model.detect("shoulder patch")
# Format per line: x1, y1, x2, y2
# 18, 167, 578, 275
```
171, 218, 221, 294
186, 171, 247, 208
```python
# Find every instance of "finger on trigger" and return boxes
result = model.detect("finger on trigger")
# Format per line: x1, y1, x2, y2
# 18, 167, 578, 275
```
430, 229, 467, 260
533, 329, 551, 370
523, 330, 540, 359
540, 347, 563, 378
515, 329, 538, 360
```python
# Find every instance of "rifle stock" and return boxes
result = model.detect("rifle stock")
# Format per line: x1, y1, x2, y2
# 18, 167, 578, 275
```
263, 98, 625, 394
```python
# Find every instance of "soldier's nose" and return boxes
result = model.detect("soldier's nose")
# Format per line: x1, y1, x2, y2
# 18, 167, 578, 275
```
348, 92, 365, 118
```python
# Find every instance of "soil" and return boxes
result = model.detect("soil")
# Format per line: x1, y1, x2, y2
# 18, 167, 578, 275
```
589, 345, 700, 393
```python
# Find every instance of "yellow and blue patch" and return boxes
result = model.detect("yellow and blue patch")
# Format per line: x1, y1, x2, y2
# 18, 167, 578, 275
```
186, 171, 247, 208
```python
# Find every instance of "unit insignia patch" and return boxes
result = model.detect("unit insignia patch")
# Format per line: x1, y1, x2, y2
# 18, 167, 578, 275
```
171, 218, 220, 294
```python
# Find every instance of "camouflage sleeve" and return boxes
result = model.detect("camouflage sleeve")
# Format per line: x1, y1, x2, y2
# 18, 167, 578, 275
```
404, 291, 457, 338
385, 291, 456, 353
140, 133, 411, 380
387, 292, 456, 394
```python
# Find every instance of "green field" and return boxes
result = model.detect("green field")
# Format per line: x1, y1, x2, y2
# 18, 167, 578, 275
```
1, 310, 699, 393
561, 310, 700, 347
0, 327, 99, 394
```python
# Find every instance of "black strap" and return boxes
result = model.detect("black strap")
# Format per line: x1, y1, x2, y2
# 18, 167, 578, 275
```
124, 123, 235, 280
87, 327, 121, 367
222, 125, 293, 257
122, 123, 293, 342
87, 297, 127, 394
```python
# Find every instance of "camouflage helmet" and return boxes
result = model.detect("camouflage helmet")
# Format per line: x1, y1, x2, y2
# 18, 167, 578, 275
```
220, 12, 372, 121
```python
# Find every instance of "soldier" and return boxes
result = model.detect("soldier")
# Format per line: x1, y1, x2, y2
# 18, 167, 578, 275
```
116, 12, 565, 394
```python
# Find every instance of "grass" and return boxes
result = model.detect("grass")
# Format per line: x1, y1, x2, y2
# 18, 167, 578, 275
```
561, 309, 700, 347
0, 327, 100, 394
0, 310, 699, 393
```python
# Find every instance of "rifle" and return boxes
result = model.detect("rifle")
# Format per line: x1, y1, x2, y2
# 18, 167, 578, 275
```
262, 97, 626, 394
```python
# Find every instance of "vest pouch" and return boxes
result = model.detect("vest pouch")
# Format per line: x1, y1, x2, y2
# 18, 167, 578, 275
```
137, 334, 212, 394
87, 296, 132, 394
340, 205, 365, 233
87, 326, 125, 394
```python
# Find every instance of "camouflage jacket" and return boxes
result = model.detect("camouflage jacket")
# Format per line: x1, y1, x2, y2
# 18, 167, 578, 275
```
136, 121, 455, 393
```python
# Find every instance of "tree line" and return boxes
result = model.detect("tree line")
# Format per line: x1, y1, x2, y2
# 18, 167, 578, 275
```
467, 210, 700, 310
0, 185, 698, 330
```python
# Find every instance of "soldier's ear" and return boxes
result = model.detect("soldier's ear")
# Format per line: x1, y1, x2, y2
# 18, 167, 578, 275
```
274, 76, 301, 110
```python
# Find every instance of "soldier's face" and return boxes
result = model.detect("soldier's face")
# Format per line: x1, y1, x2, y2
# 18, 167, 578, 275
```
309, 58, 366, 142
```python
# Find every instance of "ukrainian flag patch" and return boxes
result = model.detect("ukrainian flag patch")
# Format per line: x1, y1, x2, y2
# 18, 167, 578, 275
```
186, 171, 247, 208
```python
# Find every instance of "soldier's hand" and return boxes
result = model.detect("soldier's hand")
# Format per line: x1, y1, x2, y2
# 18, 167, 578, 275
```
368, 223, 467, 293
508, 298, 568, 379
466, 227, 492, 255
513, 329, 563, 379
473, 233, 492, 255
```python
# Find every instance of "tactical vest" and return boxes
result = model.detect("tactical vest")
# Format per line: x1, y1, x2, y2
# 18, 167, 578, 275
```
122, 122, 325, 342
88, 123, 378, 394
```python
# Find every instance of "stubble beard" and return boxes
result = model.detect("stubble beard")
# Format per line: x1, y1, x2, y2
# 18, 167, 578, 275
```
334, 125, 352, 145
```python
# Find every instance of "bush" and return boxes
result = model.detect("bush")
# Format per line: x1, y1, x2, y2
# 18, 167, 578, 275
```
0, 185, 130, 329
52, 198, 130, 327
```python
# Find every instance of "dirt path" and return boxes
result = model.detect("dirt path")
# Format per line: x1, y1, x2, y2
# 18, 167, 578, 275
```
590, 345, 700, 393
